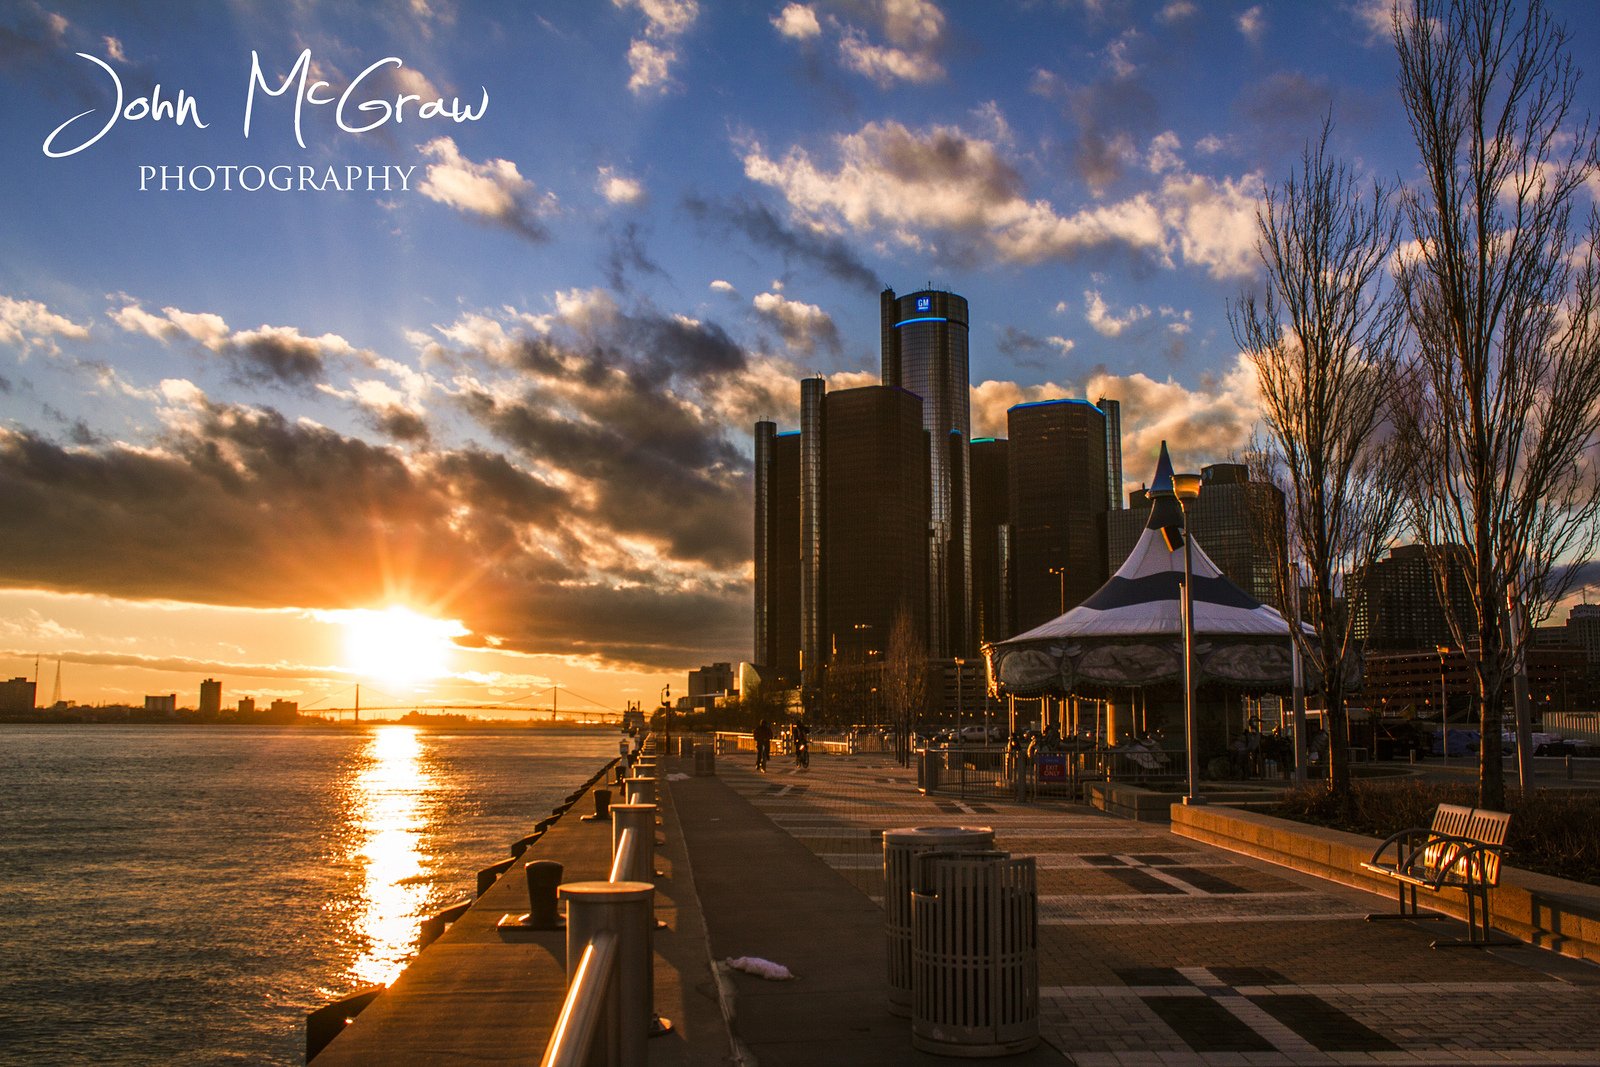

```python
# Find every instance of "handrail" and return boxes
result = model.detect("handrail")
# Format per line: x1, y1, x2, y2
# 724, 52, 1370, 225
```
538, 930, 619, 1067
609, 825, 641, 883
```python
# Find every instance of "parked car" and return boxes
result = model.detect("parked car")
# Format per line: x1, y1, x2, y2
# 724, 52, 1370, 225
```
958, 725, 993, 744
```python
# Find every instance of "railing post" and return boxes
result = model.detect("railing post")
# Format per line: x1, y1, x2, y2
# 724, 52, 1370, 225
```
557, 881, 654, 1067
625, 776, 657, 807
610, 804, 657, 884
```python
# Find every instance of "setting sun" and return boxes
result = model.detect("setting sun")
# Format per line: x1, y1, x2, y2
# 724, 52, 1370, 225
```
337, 606, 467, 687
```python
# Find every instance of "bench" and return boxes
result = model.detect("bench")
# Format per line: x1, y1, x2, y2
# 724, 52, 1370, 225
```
1361, 802, 1511, 948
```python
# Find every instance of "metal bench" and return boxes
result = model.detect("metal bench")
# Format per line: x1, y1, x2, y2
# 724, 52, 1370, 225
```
1361, 802, 1512, 948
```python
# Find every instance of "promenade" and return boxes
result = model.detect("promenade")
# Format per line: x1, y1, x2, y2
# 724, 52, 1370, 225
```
318, 744, 1600, 1066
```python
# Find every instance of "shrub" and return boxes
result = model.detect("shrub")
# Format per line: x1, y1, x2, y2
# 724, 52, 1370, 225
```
1274, 781, 1600, 884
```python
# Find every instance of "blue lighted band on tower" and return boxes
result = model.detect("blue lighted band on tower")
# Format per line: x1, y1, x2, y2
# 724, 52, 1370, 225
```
893, 316, 949, 327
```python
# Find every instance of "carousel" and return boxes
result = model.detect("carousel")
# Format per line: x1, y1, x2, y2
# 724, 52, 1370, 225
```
985, 443, 1305, 775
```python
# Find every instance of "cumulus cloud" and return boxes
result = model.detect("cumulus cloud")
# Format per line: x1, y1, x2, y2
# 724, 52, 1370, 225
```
614, 0, 699, 94
753, 291, 841, 355
109, 303, 357, 386
741, 117, 1262, 278
772, 0, 946, 87
1237, 5, 1266, 43
1157, 1, 1197, 23
1084, 290, 1151, 337
418, 137, 556, 242
772, 3, 822, 39
709, 279, 737, 294
0, 295, 91, 355
597, 166, 645, 205
683, 194, 879, 289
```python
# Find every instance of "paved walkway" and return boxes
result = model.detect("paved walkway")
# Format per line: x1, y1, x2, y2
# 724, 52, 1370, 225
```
671, 748, 1600, 1067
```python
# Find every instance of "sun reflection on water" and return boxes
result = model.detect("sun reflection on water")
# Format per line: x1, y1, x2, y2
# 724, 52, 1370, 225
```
347, 726, 432, 987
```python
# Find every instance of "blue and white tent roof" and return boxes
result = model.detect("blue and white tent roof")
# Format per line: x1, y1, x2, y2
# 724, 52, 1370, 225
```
988, 442, 1299, 693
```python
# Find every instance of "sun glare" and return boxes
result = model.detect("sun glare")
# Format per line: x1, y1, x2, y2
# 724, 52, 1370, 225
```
339, 606, 466, 687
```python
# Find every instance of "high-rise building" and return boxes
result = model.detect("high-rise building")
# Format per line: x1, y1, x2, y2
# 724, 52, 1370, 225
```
0, 676, 36, 714
970, 437, 1011, 647
799, 376, 826, 689
1008, 399, 1109, 633
199, 678, 222, 716
1096, 396, 1124, 512
1349, 543, 1473, 651
754, 423, 802, 685
1107, 460, 1286, 611
881, 288, 972, 656
1569, 604, 1600, 670
823, 385, 929, 669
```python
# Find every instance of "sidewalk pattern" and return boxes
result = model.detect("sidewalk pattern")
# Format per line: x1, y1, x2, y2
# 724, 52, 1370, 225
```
716, 753, 1600, 1066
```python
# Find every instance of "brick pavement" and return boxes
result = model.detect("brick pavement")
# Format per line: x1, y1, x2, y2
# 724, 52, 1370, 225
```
704, 749, 1600, 1066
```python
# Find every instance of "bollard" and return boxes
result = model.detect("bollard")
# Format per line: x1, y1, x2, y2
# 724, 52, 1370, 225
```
582, 788, 614, 822
1568, 755, 1575, 780
610, 804, 657, 883
625, 776, 657, 807
558, 881, 657, 1067
524, 860, 565, 929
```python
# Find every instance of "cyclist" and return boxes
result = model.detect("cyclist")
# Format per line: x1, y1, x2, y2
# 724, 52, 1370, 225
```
754, 719, 772, 772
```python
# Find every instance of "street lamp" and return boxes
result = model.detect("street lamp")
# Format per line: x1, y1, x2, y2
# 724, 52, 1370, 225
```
1152, 470, 1204, 804
1048, 566, 1066, 614
1435, 646, 1449, 765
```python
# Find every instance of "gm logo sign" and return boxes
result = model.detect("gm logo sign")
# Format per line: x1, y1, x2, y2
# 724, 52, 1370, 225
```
916, 296, 931, 312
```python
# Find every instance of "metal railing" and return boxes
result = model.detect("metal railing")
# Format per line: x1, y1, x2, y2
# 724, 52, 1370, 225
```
917, 744, 1188, 800
539, 801, 660, 1067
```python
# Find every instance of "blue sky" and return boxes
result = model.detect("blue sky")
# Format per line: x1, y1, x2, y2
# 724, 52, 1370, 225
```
2, 0, 1597, 712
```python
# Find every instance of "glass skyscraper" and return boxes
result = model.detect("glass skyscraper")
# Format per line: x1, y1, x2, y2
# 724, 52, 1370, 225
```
881, 288, 972, 657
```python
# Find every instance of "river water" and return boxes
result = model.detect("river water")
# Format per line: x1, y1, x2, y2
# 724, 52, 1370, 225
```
0, 724, 620, 1064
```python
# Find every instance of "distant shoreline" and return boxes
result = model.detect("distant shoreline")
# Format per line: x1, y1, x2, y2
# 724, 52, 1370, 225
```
0, 713, 620, 729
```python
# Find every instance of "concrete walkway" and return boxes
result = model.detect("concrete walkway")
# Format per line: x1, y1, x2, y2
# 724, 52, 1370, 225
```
673, 747, 1600, 1067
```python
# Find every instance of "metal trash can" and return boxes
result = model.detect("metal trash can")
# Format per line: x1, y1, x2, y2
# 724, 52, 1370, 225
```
882, 826, 994, 1017
911, 850, 1038, 1056
693, 743, 716, 777
917, 749, 942, 794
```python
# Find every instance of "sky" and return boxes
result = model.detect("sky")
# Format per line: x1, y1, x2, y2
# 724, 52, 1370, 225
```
2, 0, 1598, 717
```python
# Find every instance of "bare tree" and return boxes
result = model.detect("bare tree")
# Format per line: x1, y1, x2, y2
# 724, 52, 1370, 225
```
1391, 0, 1600, 808
1231, 120, 1408, 806
883, 605, 926, 766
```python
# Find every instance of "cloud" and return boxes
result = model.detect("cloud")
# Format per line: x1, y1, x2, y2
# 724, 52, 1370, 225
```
597, 166, 645, 205
0, 295, 91, 355
753, 291, 841, 355
614, 0, 700, 94
1157, 169, 1261, 280
709, 279, 737, 294
772, 0, 946, 87
682, 194, 879, 289
1156, 1, 1197, 23
772, 3, 823, 39
994, 326, 1075, 370
602, 222, 666, 290
1084, 289, 1150, 337
968, 357, 1262, 491
418, 137, 556, 241
109, 303, 357, 386
1237, 5, 1266, 43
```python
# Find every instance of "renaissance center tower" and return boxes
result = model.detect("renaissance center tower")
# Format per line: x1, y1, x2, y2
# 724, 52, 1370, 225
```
881, 288, 972, 657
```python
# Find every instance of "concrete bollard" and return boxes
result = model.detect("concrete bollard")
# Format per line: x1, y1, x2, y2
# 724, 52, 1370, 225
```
610, 804, 657, 883
524, 860, 565, 929
624, 776, 657, 807
559, 881, 657, 1067
581, 788, 614, 822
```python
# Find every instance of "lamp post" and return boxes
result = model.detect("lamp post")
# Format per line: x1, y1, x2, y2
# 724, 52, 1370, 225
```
1048, 566, 1066, 614
1435, 646, 1449, 765
1153, 471, 1204, 804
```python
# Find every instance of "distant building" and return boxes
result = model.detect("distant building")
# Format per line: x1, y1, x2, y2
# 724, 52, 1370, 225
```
1361, 645, 1589, 717
1096, 396, 1124, 513
199, 678, 222, 716
1350, 544, 1473, 652
1108, 461, 1286, 611
1569, 604, 1600, 670
144, 694, 177, 714
268, 699, 298, 717
969, 437, 1011, 647
1, 676, 36, 713
237, 696, 256, 715
687, 662, 736, 710
1008, 398, 1109, 633
753, 424, 802, 686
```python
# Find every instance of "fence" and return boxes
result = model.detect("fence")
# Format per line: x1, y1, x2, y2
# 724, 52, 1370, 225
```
1541, 712, 1600, 743
917, 744, 1187, 801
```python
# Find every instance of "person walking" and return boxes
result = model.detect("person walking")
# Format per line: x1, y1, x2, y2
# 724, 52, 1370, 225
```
792, 717, 810, 769
754, 719, 772, 772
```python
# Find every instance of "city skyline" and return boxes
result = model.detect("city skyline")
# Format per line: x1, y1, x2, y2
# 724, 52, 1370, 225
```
3, 2, 1600, 713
